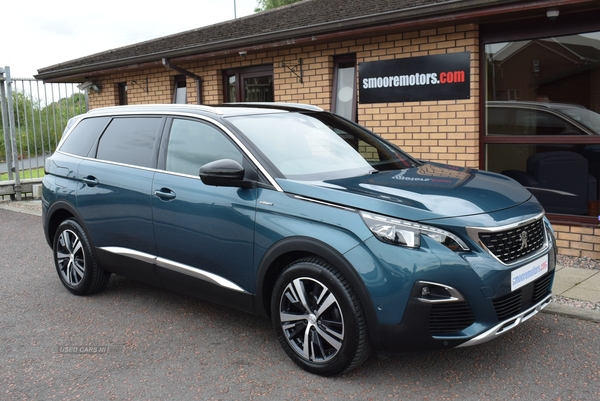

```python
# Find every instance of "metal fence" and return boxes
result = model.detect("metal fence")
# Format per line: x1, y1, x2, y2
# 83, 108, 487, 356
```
1, 66, 87, 199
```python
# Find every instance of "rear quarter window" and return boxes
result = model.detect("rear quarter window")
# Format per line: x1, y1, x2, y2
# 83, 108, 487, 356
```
59, 117, 111, 157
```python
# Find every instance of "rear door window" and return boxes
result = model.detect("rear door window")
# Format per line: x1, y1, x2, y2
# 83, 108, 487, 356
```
96, 117, 163, 168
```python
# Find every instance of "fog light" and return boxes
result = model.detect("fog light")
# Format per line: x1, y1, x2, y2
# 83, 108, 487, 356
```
416, 281, 464, 303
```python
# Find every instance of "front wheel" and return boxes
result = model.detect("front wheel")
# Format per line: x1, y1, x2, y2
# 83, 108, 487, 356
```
53, 219, 110, 295
271, 258, 371, 376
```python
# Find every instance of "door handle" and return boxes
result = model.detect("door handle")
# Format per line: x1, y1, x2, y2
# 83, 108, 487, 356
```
154, 188, 176, 200
82, 176, 99, 186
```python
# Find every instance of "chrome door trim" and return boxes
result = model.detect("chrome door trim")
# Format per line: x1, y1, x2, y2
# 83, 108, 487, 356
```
99, 246, 249, 294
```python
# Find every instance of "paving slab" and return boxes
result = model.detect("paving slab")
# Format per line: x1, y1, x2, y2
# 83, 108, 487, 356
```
561, 271, 600, 303
552, 267, 598, 296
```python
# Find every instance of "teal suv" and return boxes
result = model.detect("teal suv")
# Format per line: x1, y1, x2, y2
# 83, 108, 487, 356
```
42, 103, 556, 376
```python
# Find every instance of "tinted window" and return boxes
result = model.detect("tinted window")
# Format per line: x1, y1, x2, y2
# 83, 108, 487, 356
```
59, 117, 110, 157
96, 117, 162, 168
166, 118, 243, 176
487, 107, 510, 135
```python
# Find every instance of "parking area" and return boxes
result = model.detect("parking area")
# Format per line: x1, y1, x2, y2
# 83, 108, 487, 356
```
1, 208, 599, 400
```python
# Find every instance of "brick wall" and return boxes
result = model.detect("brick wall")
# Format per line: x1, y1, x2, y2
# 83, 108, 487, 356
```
553, 224, 600, 260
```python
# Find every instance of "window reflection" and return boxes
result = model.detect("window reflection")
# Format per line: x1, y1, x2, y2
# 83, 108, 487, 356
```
485, 32, 600, 217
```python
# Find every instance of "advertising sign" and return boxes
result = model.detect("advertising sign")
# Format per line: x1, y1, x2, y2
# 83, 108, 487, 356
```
358, 52, 470, 103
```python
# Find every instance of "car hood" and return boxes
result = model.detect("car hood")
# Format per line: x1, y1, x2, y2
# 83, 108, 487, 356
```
276, 162, 534, 221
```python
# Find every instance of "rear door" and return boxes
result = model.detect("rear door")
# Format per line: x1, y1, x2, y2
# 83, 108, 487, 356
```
151, 117, 258, 309
77, 115, 165, 285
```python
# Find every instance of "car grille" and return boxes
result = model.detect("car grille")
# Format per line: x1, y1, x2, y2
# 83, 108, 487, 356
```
493, 270, 554, 321
429, 302, 475, 335
477, 217, 546, 264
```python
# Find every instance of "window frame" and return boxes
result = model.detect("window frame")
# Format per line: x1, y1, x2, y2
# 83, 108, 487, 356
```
480, 17, 600, 225
223, 65, 273, 103
332, 55, 357, 122
173, 75, 187, 104
117, 82, 128, 105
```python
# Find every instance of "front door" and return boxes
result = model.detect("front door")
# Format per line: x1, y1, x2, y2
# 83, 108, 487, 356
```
151, 117, 257, 309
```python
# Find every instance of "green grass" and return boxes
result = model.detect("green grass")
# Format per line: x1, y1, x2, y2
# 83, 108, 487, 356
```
0, 167, 45, 181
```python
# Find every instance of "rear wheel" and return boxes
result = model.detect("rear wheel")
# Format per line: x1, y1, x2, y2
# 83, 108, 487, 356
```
53, 219, 110, 295
271, 258, 371, 376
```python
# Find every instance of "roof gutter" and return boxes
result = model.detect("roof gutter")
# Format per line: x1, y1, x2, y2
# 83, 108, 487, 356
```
35, 0, 593, 82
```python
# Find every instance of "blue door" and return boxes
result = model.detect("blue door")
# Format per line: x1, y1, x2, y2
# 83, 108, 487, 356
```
76, 116, 164, 286
151, 118, 257, 308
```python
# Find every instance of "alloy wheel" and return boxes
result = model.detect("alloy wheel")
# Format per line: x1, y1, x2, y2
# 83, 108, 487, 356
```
56, 229, 86, 287
278, 276, 345, 363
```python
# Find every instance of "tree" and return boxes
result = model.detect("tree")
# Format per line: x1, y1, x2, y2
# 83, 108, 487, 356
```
255, 0, 302, 12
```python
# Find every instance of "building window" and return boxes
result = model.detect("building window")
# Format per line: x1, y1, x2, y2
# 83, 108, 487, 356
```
118, 82, 127, 105
224, 65, 273, 102
332, 55, 357, 121
173, 75, 187, 104
483, 30, 600, 220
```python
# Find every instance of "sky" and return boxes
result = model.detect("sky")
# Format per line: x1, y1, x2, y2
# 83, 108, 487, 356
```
3, 0, 259, 78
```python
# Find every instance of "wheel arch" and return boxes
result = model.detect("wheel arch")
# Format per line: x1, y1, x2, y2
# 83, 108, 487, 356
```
255, 236, 382, 348
44, 200, 85, 248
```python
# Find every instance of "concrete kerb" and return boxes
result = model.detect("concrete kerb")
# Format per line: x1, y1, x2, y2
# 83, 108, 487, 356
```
0, 200, 43, 216
2, 200, 599, 323
543, 303, 600, 323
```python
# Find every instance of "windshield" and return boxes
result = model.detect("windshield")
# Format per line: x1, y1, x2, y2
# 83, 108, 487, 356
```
227, 112, 417, 180
558, 107, 600, 134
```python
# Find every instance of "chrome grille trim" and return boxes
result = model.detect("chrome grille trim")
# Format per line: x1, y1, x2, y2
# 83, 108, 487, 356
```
466, 213, 548, 265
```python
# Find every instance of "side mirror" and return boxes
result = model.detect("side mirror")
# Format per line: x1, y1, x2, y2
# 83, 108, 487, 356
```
199, 159, 255, 188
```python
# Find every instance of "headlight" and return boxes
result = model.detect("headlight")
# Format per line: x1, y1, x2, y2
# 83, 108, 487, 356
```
360, 211, 469, 251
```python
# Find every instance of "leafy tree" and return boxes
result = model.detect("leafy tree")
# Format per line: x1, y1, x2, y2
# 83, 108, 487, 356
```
255, 0, 302, 12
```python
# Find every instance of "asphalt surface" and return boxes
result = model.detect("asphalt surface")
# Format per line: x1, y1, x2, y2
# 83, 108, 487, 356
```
1, 208, 600, 400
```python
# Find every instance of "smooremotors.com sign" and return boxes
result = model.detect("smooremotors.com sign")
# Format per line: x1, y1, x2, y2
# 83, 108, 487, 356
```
359, 52, 470, 103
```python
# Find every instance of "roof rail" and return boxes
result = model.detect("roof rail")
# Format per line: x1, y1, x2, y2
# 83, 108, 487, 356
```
219, 102, 324, 112
86, 104, 223, 115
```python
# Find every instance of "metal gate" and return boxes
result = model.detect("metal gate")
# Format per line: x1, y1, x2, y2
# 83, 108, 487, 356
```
1, 66, 86, 199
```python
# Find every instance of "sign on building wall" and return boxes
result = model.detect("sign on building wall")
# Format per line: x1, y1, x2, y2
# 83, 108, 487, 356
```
358, 52, 470, 103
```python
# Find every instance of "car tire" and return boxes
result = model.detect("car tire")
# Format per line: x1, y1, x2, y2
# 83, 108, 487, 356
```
271, 258, 372, 376
53, 219, 110, 295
